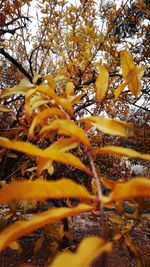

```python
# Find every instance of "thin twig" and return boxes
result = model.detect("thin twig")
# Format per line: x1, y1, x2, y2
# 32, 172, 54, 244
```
87, 149, 107, 239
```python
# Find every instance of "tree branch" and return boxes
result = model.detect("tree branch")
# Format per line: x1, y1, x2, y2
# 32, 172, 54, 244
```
0, 48, 33, 82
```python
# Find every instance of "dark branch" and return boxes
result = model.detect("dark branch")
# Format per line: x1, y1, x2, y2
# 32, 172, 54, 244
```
4, 16, 30, 27
0, 48, 33, 82
74, 101, 94, 114
0, 25, 26, 36
29, 46, 40, 76
123, 99, 150, 112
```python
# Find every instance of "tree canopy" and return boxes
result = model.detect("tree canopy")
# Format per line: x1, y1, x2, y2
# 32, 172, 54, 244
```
0, 0, 150, 266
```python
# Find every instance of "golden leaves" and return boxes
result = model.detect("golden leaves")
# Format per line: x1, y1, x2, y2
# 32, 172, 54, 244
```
49, 236, 112, 267
95, 64, 109, 101
0, 78, 35, 98
66, 81, 75, 98
102, 178, 150, 204
92, 146, 150, 161
79, 117, 131, 137
0, 204, 94, 251
37, 85, 74, 116
0, 178, 95, 205
44, 75, 55, 90
37, 137, 79, 175
29, 108, 67, 137
40, 119, 90, 147
0, 138, 91, 174
107, 214, 125, 225
115, 50, 146, 98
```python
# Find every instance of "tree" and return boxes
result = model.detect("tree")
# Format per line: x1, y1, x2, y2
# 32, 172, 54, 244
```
0, 0, 150, 266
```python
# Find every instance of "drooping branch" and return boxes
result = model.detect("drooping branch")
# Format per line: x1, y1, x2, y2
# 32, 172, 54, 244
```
0, 48, 33, 82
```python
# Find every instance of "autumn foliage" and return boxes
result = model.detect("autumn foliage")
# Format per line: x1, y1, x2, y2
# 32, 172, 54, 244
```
0, 0, 150, 266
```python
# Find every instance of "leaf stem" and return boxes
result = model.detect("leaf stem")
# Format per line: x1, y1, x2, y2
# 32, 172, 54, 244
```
87, 150, 107, 240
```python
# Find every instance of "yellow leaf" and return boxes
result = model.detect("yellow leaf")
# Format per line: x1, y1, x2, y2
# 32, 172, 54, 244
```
0, 138, 91, 174
124, 234, 140, 257
91, 177, 97, 195
24, 88, 37, 122
37, 85, 74, 116
0, 105, 12, 112
70, 93, 85, 106
108, 214, 125, 225
33, 236, 44, 253
0, 204, 94, 251
37, 158, 53, 175
29, 99, 50, 114
32, 74, 42, 85
47, 164, 55, 175
8, 241, 21, 251
96, 64, 109, 101
92, 146, 150, 160
0, 78, 35, 98
40, 119, 90, 147
102, 178, 150, 204
49, 236, 112, 267
120, 50, 146, 97
100, 177, 119, 190
0, 178, 95, 205
48, 137, 78, 152
29, 108, 67, 137
114, 83, 126, 99
79, 117, 131, 137
121, 50, 135, 78
115, 66, 146, 99
66, 82, 75, 97
44, 75, 55, 90
113, 233, 122, 241
37, 138, 78, 175
45, 223, 61, 238
49, 240, 59, 257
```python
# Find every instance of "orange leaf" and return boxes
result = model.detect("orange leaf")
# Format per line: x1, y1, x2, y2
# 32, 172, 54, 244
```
37, 85, 74, 116
29, 108, 67, 137
37, 138, 79, 174
40, 119, 90, 147
50, 236, 112, 267
0, 138, 91, 174
79, 117, 131, 137
92, 146, 150, 161
0, 178, 95, 205
0, 204, 94, 251
100, 177, 123, 190
102, 178, 150, 204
